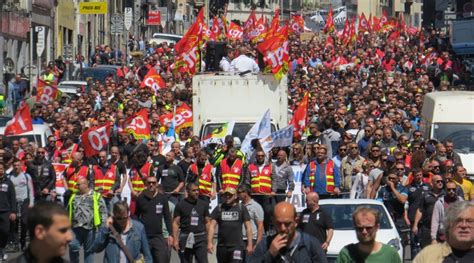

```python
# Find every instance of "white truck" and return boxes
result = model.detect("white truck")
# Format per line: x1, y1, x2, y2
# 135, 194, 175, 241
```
192, 73, 288, 142
420, 91, 474, 180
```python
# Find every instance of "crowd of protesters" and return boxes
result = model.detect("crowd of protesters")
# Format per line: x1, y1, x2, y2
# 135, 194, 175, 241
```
0, 13, 473, 262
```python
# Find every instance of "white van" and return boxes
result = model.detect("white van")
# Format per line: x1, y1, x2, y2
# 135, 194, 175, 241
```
149, 33, 182, 45
420, 91, 474, 180
0, 124, 53, 148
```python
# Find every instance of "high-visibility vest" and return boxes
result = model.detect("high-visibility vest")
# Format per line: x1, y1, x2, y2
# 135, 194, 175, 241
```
248, 163, 272, 194
66, 166, 89, 193
68, 191, 102, 227
130, 162, 152, 192
220, 158, 243, 190
190, 163, 213, 196
309, 160, 335, 193
93, 164, 117, 197
60, 144, 78, 164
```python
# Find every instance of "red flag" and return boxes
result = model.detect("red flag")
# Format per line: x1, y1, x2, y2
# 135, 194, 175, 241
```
80, 124, 111, 157
174, 103, 193, 133
380, 10, 389, 29
368, 13, 373, 32
325, 35, 334, 49
243, 10, 257, 34
372, 16, 381, 32
4, 104, 33, 136
175, 8, 204, 53
388, 30, 400, 41
341, 18, 350, 41
323, 6, 335, 33
249, 16, 267, 42
140, 67, 165, 94
227, 22, 243, 41
358, 13, 370, 32
257, 25, 289, 81
211, 16, 222, 41
125, 109, 151, 140
289, 14, 305, 35
290, 93, 309, 140
36, 79, 62, 105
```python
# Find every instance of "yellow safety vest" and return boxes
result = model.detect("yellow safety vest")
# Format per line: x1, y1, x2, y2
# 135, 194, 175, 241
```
68, 191, 102, 227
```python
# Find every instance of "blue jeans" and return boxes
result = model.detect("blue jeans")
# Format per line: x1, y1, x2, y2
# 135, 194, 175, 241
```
69, 227, 95, 263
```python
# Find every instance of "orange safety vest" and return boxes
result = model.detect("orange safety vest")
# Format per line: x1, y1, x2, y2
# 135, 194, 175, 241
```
130, 162, 152, 192
220, 158, 243, 190
190, 163, 213, 196
248, 163, 272, 194
93, 164, 117, 197
60, 144, 78, 164
65, 165, 89, 193
309, 160, 335, 193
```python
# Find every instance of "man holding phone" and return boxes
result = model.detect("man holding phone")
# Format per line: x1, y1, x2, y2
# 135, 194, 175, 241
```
248, 202, 327, 262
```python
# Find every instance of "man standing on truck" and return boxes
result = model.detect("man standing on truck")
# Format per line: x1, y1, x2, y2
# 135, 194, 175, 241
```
230, 46, 259, 73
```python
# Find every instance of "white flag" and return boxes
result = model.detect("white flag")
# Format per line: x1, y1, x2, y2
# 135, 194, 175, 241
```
271, 125, 294, 147
241, 109, 272, 155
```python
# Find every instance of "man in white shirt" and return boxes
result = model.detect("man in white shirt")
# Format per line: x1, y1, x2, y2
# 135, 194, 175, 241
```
219, 48, 235, 72
230, 46, 259, 73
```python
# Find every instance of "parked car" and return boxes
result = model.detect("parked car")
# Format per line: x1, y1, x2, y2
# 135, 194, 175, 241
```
0, 123, 53, 148
75, 65, 119, 83
319, 199, 403, 262
58, 80, 88, 100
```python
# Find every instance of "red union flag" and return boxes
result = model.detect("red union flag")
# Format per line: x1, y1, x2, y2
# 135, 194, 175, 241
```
257, 25, 289, 81
174, 103, 193, 133
359, 12, 370, 32
147, 9, 161, 25
125, 109, 151, 140
290, 93, 309, 140
323, 6, 335, 33
4, 104, 33, 136
211, 16, 222, 41
248, 16, 267, 42
289, 15, 304, 35
36, 78, 62, 105
140, 67, 165, 94
173, 8, 203, 74
80, 124, 111, 157
227, 22, 243, 41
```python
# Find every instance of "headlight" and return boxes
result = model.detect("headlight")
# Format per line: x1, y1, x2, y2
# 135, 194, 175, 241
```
387, 238, 401, 251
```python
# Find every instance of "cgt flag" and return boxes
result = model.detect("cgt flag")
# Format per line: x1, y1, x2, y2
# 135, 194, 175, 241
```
37, 79, 62, 105
257, 25, 289, 81
140, 67, 165, 94
290, 93, 309, 140
80, 123, 111, 157
125, 109, 151, 140
4, 104, 33, 136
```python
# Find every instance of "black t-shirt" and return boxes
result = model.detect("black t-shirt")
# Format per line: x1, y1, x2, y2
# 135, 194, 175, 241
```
419, 190, 445, 227
407, 183, 430, 223
177, 159, 192, 175
150, 154, 166, 168
210, 203, 251, 247
157, 163, 185, 192
443, 248, 474, 263
174, 198, 209, 234
299, 207, 333, 244
135, 191, 172, 237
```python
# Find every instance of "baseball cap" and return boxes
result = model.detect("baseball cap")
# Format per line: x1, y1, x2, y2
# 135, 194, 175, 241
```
223, 187, 237, 195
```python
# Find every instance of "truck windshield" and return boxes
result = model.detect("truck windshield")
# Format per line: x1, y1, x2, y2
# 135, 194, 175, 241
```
432, 123, 474, 153
202, 123, 277, 143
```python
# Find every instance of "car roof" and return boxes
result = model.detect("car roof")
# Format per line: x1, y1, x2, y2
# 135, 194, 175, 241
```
95, 65, 121, 69
58, 81, 87, 85
319, 199, 385, 205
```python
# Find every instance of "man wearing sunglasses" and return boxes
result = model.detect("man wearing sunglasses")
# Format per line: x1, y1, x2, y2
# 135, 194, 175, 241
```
26, 147, 56, 201
413, 174, 445, 248
336, 207, 401, 262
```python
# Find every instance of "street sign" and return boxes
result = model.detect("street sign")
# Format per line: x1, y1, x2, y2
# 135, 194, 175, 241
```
35, 26, 45, 57
63, 44, 74, 62
79, 2, 108, 14
111, 13, 124, 34
124, 7, 133, 31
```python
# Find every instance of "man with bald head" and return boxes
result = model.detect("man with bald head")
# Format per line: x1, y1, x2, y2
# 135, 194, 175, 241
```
299, 192, 334, 251
248, 202, 327, 262
68, 177, 107, 263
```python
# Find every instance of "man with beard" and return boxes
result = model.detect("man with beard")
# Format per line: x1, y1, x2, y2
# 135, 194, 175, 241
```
92, 150, 121, 210
156, 151, 185, 205
336, 207, 401, 262
185, 150, 216, 204
303, 145, 341, 199
414, 201, 473, 262
215, 148, 248, 199
207, 187, 253, 262
26, 147, 56, 201
248, 202, 327, 262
